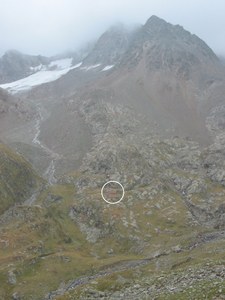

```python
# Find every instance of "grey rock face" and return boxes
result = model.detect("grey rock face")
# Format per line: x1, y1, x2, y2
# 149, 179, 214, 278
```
120, 15, 220, 77
0, 50, 50, 84
83, 24, 133, 66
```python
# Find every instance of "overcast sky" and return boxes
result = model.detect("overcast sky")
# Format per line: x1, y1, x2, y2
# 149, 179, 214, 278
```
0, 0, 225, 57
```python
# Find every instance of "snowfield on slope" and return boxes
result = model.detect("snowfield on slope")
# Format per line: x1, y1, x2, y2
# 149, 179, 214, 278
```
0, 59, 82, 94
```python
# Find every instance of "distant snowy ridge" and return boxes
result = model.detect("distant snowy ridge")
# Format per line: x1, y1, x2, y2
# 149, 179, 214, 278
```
0, 58, 113, 94
0, 58, 82, 94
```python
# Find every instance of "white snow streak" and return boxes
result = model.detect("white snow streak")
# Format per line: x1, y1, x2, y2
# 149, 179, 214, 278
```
102, 65, 114, 71
80, 64, 101, 71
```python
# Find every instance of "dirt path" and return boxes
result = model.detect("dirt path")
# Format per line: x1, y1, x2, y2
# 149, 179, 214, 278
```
44, 254, 168, 300
44, 225, 225, 300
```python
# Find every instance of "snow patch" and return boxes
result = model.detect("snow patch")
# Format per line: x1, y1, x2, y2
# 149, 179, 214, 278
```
49, 58, 73, 70
102, 65, 114, 71
71, 62, 83, 69
30, 64, 44, 72
0, 59, 82, 94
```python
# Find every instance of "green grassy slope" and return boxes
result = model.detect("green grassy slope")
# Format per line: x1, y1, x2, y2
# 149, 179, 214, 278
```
0, 142, 41, 214
0, 140, 224, 299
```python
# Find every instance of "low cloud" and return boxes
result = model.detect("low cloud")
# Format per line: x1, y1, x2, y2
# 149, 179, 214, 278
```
0, 0, 225, 56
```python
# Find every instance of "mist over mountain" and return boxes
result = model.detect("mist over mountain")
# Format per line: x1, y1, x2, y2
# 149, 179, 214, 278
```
0, 15, 225, 300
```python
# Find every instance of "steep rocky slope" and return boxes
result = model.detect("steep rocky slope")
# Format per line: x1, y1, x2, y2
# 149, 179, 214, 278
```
20, 15, 225, 150
0, 88, 27, 115
81, 16, 225, 145
0, 87, 35, 140
0, 130, 224, 299
0, 15, 225, 300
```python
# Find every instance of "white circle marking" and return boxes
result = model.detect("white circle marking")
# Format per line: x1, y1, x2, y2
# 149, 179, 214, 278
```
101, 180, 125, 205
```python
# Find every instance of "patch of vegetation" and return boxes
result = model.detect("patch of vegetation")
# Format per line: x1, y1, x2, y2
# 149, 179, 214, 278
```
0, 143, 42, 214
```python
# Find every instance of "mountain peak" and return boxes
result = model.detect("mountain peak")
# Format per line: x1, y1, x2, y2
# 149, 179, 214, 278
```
143, 15, 176, 38
82, 23, 131, 66
145, 15, 168, 26
119, 14, 220, 73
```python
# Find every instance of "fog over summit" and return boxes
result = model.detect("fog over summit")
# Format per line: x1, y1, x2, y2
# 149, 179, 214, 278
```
0, 0, 225, 56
